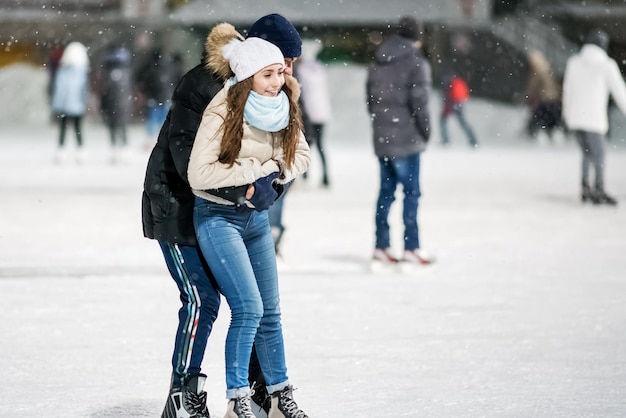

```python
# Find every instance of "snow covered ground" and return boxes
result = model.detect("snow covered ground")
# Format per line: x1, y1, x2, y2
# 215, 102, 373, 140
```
1, 64, 626, 417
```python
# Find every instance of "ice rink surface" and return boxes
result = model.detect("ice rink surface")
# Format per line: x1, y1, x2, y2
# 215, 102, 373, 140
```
1, 64, 626, 417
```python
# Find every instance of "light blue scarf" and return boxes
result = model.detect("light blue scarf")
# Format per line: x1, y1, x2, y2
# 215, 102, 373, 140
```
244, 90, 290, 132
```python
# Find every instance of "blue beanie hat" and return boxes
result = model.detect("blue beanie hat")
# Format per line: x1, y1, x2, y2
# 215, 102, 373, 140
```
247, 13, 302, 58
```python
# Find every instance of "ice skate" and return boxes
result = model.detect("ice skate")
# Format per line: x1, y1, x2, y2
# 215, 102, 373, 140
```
581, 185, 600, 204
53, 147, 68, 164
250, 380, 270, 418
595, 190, 618, 206
75, 147, 88, 164
399, 249, 435, 273
161, 373, 211, 418
224, 393, 256, 418
403, 249, 435, 265
268, 386, 308, 418
110, 147, 121, 165
370, 248, 399, 273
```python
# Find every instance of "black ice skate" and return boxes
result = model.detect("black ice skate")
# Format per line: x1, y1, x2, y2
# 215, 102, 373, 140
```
250, 380, 271, 417
581, 185, 600, 204
268, 386, 309, 418
161, 373, 210, 418
595, 190, 618, 206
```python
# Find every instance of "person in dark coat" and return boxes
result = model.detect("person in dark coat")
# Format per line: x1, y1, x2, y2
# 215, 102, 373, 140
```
366, 15, 434, 269
137, 48, 178, 146
99, 45, 133, 161
141, 15, 303, 418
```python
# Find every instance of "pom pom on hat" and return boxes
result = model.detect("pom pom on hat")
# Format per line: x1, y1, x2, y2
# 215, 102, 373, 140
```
222, 37, 285, 82
247, 13, 302, 58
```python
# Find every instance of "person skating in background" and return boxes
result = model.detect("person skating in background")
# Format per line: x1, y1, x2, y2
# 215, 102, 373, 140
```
99, 44, 133, 164
366, 15, 435, 269
188, 36, 310, 418
51, 41, 90, 164
137, 48, 179, 149
46, 44, 64, 107
525, 49, 563, 141
296, 39, 332, 187
562, 28, 626, 206
439, 69, 478, 147
142, 15, 305, 418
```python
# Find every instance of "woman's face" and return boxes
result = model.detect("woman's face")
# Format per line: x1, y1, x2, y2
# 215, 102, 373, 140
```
252, 63, 285, 97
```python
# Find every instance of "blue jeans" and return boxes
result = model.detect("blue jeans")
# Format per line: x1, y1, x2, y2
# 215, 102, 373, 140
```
193, 197, 289, 398
574, 130, 605, 191
158, 242, 221, 389
440, 103, 478, 146
146, 103, 170, 138
375, 153, 422, 251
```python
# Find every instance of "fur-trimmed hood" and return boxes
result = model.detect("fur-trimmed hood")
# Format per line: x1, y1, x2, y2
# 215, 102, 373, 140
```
204, 23, 244, 80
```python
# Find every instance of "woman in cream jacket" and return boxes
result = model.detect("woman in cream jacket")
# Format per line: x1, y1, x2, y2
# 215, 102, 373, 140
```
188, 36, 310, 418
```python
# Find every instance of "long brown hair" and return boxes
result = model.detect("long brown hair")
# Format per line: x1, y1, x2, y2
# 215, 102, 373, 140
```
218, 77, 303, 170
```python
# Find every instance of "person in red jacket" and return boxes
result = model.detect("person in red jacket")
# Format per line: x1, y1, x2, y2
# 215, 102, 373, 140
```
440, 70, 479, 147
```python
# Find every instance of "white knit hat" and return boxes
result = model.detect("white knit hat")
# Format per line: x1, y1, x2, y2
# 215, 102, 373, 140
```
222, 37, 285, 82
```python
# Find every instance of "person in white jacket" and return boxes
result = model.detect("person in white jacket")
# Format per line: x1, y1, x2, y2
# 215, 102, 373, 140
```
51, 41, 90, 163
296, 39, 332, 187
188, 37, 310, 418
562, 29, 626, 205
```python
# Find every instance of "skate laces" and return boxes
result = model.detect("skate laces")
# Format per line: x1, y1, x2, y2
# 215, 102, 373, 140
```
184, 390, 209, 417
233, 394, 256, 418
277, 387, 309, 418
250, 380, 270, 410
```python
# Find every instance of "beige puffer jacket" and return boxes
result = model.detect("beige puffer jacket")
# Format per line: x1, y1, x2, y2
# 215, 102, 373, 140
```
188, 75, 310, 206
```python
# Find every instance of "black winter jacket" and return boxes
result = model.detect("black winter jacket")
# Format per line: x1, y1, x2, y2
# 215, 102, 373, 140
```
142, 23, 240, 245
366, 35, 432, 158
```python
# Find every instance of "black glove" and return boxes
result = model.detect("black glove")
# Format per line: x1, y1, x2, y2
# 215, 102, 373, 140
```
273, 180, 293, 201
249, 172, 280, 211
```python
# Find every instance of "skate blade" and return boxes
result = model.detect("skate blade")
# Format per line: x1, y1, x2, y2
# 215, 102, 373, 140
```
397, 260, 436, 274
369, 260, 401, 274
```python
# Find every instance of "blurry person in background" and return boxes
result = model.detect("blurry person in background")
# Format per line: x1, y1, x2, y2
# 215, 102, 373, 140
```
46, 44, 64, 107
137, 48, 178, 149
99, 45, 133, 164
296, 39, 332, 187
51, 41, 90, 164
562, 28, 626, 206
142, 14, 304, 418
366, 15, 435, 270
439, 68, 478, 147
525, 49, 563, 142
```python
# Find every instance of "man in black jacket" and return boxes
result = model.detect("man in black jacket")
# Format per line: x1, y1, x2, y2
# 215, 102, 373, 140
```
142, 15, 302, 418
